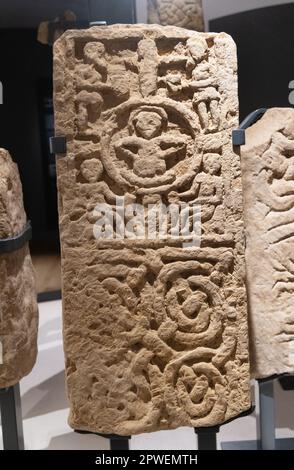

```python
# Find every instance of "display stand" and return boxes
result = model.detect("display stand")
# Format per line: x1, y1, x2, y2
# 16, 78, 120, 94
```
222, 377, 294, 450
0, 384, 24, 450
195, 426, 219, 450
194, 406, 255, 450
279, 373, 294, 391
257, 375, 294, 450
258, 378, 275, 450
102, 434, 130, 450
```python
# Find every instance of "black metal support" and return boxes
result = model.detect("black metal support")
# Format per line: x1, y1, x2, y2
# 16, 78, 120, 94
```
222, 378, 294, 449
258, 378, 276, 450
49, 136, 67, 155
232, 107, 267, 147
37, 290, 62, 303
279, 373, 294, 391
75, 430, 131, 450
0, 383, 24, 450
195, 426, 219, 450
109, 435, 130, 450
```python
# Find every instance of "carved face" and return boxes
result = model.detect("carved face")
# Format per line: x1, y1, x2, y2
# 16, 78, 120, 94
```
101, 100, 199, 192
203, 153, 221, 175
187, 37, 207, 62
84, 41, 105, 61
134, 111, 163, 139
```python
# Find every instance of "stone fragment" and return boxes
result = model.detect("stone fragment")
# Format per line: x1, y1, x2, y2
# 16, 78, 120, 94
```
53, 24, 250, 435
242, 108, 294, 379
0, 149, 38, 388
148, 0, 205, 31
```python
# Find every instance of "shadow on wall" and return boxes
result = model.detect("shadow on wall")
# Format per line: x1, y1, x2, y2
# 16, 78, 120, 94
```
22, 369, 67, 420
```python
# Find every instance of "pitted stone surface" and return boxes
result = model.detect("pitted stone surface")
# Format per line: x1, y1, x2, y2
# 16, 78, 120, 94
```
148, 0, 204, 31
242, 108, 294, 379
54, 24, 250, 435
0, 149, 38, 388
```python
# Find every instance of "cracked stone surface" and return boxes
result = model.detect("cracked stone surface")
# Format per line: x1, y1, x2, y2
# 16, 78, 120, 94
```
148, 0, 204, 31
242, 108, 294, 379
53, 24, 250, 435
0, 148, 38, 388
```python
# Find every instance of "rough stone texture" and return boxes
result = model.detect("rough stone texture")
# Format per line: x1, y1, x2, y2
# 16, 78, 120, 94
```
0, 149, 38, 388
148, 0, 204, 31
242, 108, 294, 379
53, 24, 250, 435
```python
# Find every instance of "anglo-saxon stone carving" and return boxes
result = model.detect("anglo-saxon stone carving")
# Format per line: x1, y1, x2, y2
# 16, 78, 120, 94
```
242, 108, 294, 379
0, 149, 38, 388
53, 24, 250, 435
148, 0, 205, 31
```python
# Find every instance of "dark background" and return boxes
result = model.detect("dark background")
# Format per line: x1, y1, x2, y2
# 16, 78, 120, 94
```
210, 2, 294, 121
0, 0, 135, 250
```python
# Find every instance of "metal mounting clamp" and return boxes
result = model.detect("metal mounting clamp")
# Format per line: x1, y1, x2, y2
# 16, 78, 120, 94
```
0, 221, 32, 255
89, 21, 107, 27
232, 108, 267, 147
49, 136, 67, 155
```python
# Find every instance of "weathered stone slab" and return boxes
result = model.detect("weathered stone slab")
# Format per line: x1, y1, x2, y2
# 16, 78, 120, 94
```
148, 0, 204, 31
242, 108, 294, 379
0, 149, 38, 388
53, 24, 250, 435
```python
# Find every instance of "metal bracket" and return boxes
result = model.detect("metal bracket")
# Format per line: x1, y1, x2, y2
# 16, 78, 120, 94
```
49, 136, 67, 155
232, 108, 267, 147
258, 379, 275, 450
107, 434, 130, 451
0, 221, 32, 255
195, 404, 254, 450
0, 384, 24, 450
232, 129, 246, 146
279, 373, 294, 391
89, 21, 107, 27
222, 379, 294, 449
195, 426, 219, 450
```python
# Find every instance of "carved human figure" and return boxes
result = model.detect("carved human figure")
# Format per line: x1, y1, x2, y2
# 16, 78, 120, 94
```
77, 41, 129, 100
197, 153, 222, 202
76, 42, 107, 90
114, 109, 186, 178
158, 36, 220, 131
158, 36, 209, 95
187, 38, 220, 131
75, 90, 103, 133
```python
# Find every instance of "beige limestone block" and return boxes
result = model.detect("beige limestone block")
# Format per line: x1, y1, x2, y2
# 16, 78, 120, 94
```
53, 24, 250, 435
148, 0, 204, 31
0, 149, 38, 388
242, 108, 294, 379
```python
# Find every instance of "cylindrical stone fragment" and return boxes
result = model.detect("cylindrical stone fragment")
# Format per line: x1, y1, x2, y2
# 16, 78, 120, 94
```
0, 149, 38, 388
